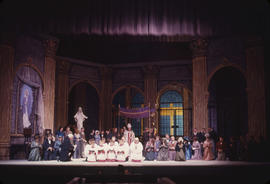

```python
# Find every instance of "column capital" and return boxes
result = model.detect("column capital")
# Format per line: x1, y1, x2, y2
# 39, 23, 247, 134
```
43, 38, 59, 57
57, 59, 71, 74
190, 38, 208, 57
245, 36, 263, 49
142, 65, 160, 78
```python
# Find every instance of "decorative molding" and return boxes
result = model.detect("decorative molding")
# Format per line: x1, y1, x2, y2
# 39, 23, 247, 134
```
43, 38, 59, 57
190, 38, 209, 57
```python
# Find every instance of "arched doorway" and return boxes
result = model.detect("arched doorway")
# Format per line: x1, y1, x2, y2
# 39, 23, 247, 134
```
208, 66, 248, 139
112, 86, 144, 136
158, 90, 184, 137
68, 82, 99, 140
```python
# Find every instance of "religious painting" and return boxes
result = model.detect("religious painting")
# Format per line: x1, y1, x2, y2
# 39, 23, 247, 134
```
20, 84, 33, 129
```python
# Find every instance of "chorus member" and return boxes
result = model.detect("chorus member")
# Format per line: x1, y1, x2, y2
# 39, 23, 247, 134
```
184, 137, 192, 160
64, 126, 72, 137
80, 127, 87, 158
191, 137, 202, 160
116, 138, 129, 162
175, 137, 186, 161
105, 129, 112, 143
94, 130, 101, 145
107, 139, 117, 161
59, 134, 74, 161
124, 123, 135, 145
165, 134, 170, 144
154, 136, 161, 160
168, 136, 177, 161
43, 133, 54, 160
55, 126, 64, 140
96, 138, 107, 162
130, 137, 143, 162
85, 139, 97, 162
203, 134, 215, 160
53, 135, 63, 161
157, 138, 169, 161
28, 135, 42, 161
73, 129, 82, 159
216, 136, 226, 161
74, 106, 88, 131
145, 138, 155, 161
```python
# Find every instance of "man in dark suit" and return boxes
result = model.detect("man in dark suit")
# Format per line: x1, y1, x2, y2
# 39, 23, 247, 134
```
43, 133, 54, 160
59, 134, 74, 161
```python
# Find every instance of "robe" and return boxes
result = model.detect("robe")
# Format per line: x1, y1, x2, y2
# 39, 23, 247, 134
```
85, 144, 97, 162
130, 142, 143, 162
124, 130, 135, 145
116, 143, 129, 162
96, 143, 107, 161
107, 143, 117, 161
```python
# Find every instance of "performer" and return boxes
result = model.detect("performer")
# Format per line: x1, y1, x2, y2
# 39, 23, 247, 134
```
43, 133, 54, 160
175, 137, 186, 161
145, 138, 155, 161
168, 136, 177, 161
28, 135, 42, 161
116, 138, 129, 162
216, 136, 226, 161
184, 137, 192, 160
53, 135, 63, 161
157, 138, 169, 161
107, 138, 117, 161
129, 137, 143, 162
96, 138, 107, 162
154, 136, 161, 160
85, 139, 97, 162
73, 129, 82, 159
59, 134, 74, 161
191, 136, 202, 160
203, 133, 215, 160
74, 107, 88, 132
124, 123, 135, 145
80, 127, 87, 158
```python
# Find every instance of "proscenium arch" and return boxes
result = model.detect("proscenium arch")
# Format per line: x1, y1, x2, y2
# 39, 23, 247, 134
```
14, 62, 45, 91
111, 84, 144, 104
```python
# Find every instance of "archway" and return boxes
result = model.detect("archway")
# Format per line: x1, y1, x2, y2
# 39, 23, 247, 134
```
112, 86, 144, 136
208, 66, 248, 139
68, 82, 99, 140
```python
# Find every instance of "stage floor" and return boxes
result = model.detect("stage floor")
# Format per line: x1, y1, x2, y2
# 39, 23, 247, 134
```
1, 159, 270, 184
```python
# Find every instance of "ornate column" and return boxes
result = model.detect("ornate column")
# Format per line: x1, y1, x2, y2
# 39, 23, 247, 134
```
190, 38, 209, 131
55, 58, 70, 130
245, 37, 266, 138
43, 38, 59, 133
0, 44, 14, 160
143, 65, 159, 128
100, 67, 113, 130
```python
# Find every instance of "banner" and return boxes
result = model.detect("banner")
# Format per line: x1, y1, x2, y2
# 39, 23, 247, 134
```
119, 106, 155, 118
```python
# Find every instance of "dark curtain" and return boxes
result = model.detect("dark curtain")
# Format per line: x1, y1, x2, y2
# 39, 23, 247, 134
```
1, 0, 269, 37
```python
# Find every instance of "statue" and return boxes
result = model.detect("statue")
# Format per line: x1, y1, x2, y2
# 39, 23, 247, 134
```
74, 107, 88, 131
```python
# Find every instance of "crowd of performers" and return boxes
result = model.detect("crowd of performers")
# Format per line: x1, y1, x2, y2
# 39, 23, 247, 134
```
28, 124, 269, 162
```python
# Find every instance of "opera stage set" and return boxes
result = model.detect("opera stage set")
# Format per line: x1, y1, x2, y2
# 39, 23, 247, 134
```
1, 0, 270, 183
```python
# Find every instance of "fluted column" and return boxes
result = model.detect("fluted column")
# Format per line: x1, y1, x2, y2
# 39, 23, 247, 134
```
190, 38, 209, 131
245, 37, 266, 138
43, 38, 59, 133
55, 58, 70, 130
0, 44, 14, 160
143, 65, 159, 128
100, 67, 113, 130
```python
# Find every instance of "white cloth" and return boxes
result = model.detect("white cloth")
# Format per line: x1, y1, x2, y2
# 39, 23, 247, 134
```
96, 143, 107, 161
74, 112, 88, 131
85, 144, 97, 161
107, 143, 117, 160
116, 143, 129, 161
129, 142, 143, 161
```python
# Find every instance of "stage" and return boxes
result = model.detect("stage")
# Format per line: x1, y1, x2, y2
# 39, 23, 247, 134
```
1, 159, 270, 184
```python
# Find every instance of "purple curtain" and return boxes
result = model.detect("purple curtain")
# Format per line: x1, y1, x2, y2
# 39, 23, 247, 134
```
119, 106, 155, 118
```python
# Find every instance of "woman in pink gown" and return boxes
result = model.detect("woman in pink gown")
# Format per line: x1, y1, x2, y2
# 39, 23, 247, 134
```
203, 134, 215, 161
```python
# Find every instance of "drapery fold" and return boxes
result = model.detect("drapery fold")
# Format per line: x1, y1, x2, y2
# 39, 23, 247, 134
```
119, 106, 155, 118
